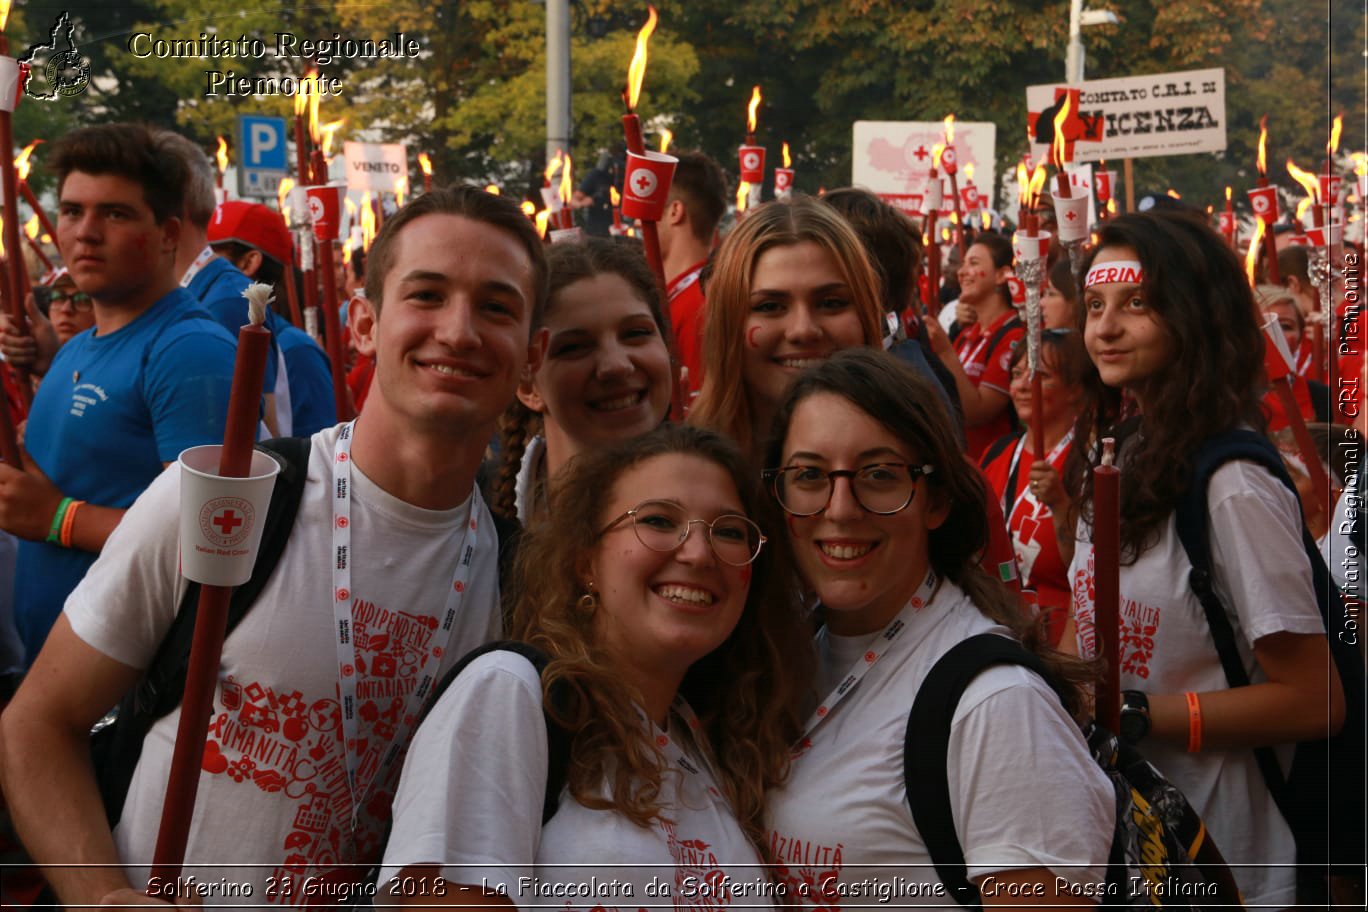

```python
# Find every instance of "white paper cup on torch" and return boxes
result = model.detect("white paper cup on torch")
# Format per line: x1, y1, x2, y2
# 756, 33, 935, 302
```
925, 177, 943, 212
178, 446, 280, 587
539, 185, 563, 214
738, 145, 766, 184
0, 58, 21, 114
1094, 171, 1116, 204
621, 150, 678, 222
306, 183, 346, 242
960, 185, 980, 213
1305, 223, 1344, 249
774, 167, 795, 200
1052, 193, 1091, 243
1013, 231, 1051, 264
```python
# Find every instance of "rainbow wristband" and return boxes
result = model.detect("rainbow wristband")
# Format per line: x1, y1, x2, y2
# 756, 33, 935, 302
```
46, 497, 73, 545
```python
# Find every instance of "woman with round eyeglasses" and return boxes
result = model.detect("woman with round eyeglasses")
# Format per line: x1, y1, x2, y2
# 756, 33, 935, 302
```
382, 423, 813, 908
0, 269, 94, 385
762, 348, 1113, 908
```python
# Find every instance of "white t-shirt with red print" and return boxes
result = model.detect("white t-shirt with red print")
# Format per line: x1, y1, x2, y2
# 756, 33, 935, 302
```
65, 423, 503, 908
766, 582, 1114, 909
1068, 458, 1325, 908
379, 650, 775, 912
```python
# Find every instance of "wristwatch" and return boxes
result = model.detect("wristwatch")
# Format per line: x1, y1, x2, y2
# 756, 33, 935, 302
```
1119, 690, 1151, 744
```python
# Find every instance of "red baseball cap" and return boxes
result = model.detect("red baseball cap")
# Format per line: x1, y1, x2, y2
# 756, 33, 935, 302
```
208, 201, 294, 267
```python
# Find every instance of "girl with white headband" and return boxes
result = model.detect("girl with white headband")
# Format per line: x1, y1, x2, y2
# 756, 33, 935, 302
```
1059, 210, 1345, 908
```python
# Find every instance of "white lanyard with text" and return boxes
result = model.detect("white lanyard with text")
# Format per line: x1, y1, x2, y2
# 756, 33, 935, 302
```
794, 569, 938, 751
642, 697, 724, 796
331, 420, 483, 826
180, 245, 218, 288
1004, 430, 1074, 520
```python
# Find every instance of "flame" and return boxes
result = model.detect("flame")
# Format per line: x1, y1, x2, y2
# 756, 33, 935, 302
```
1027, 163, 1048, 207
1295, 198, 1313, 222
964, 162, 975, 183
1226, 186, 1232, 203
1052, 92, 1072, 166
544, 149, 564, 184
1016, 162, 1030, 206
14, 140, 39, 182
1286, 158, 1320, 202
559, 153, 573, 206
24, 214, 38, 240
361, 194, 378, 252
1256, 115, 1268, 177
948, 211, 959, 225
319, 120, 345, 161
941, 227, 951, 243
745, 86, 763, 134
931, 143, 945, 171
521, 200, 536, 219
342, 244, 352, 266
1245, 218, 1266, 287
981, 211, 991, 230
1329, 114, 1343, 157
418, 153, 432, 176
659, 129, 672, 154
277, 177, 295, 214
1106, 198, 1117, 215
944, 114, 955, 145
394, 176, 408, 209
625, 6, 658, 111
485, 184, 500, 196
1166, 188, 1181, 199
1354, 152, 1368, 177
736, 180, 750, 213
0, 1, 10, 31
215, 136, 229, 174
293, 70, 313, 117
610, 186, 621, 207
781, 142, 791, 169
1206, 204, 1214, 216
535, 209, 551, 238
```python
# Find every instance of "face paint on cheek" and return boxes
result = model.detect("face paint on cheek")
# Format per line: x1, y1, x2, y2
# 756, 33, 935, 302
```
739, 566, 752, 586
747, 326, 761, 348
785, 514, 799, 535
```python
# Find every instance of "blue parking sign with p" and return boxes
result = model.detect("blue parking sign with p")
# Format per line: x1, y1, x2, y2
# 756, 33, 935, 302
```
237, 115, 289, 198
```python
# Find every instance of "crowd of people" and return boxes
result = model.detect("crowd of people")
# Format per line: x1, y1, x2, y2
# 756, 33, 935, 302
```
0, 119, 1360, 911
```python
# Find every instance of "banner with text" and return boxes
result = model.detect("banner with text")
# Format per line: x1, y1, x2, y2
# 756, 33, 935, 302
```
852, 121, 997, 217
344, 141, 409, 193
1026, 68, 1226, 163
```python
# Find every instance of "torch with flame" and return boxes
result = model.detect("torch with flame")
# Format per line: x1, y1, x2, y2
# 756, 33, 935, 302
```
558, 153, 574, 228
774, 142, 795, 200
625, 5, 658, 112
394, 175, 408, 209
1286, 158, 1321, 224
485, 184, 501, 196
319, 120, 345, 163
535, 208, 551, 239
736, 180, 751, 214
746, 85, 762, 144
277, 178, 296, 222
360, 191, 377, 252
782, 142, 792, 170
13, 139, 36, 184
609, 185, 623, 233
520, 200, 536, 220
659, 129, 672, 154
215, 136, 229, 189
418, 153, 433, 193
1051, 93, 1073, 198
1256, 115, 1270, 184
1322, 114, 1345, 211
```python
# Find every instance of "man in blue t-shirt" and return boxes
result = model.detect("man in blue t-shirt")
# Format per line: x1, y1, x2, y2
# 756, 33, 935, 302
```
0, 123, 236, 661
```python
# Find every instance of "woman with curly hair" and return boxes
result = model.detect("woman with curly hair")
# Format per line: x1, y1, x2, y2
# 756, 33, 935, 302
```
491, 238, 673, 523
762, 349, 1113, 906
381, 423, 813, 908
1062, 210, 1345, 907
687, 196, 883, 459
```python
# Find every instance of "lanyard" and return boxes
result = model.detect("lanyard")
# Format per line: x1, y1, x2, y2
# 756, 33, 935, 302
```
1004, 430, 1074, 520
667, 264, 704, 303
330, 421, 483, 826
180, 245, 218, 288
956, 327, 992, 374
642, 697, 726, 798
793, 569, 938, 753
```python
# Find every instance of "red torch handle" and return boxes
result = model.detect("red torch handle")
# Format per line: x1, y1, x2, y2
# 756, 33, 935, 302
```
150, 323, 270, 883
0, 108, 33, 407
0, 390, 22, 467
317, 240, 352, 420
1031, 377, 1046, 462
924, 216, 941, 320
1093, 463, 1121, 734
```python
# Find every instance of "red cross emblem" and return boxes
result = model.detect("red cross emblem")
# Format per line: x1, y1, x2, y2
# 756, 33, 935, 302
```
1065, 210, 1078, 221
913, 145, 929, 161
212, 509, 243, 535
627, 168, 657, 198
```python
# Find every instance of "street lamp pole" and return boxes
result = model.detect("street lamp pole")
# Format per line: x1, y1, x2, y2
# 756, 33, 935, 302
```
546, 0, 572, 165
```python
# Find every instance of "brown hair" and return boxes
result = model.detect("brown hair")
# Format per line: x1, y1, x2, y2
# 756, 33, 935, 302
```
689, 196, 885, 456
50, 123, 190, 224
821, 187, 923, 316
511, 423, 813, 855
668, 151, 728, 243
363, 184, 549, 324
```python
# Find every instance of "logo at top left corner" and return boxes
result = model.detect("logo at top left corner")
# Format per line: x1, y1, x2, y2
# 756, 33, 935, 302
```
17, 12, 91, 102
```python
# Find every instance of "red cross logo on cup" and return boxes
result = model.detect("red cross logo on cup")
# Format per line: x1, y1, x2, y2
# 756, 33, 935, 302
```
308, 196, 324, 224
1065, 210, 1078, 221
742, 151, 760, 171
1252, 195, 1269, 212
628, 168, 657, 198
212, 509, 244, 535
198, 496, 255, 548
942, 148, 956, 166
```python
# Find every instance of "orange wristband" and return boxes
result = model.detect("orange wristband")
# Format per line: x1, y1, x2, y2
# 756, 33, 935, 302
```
59, 500, 84, 548
1185, 691, 1203, 753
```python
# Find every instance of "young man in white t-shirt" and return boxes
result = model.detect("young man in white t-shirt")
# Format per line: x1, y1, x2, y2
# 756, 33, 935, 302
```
0, 186, 548, 909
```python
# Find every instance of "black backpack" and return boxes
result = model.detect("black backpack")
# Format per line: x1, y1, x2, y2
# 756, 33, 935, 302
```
92, 437, 527, 826
905, 634, 1245, 911
1173, 429, 1366, 898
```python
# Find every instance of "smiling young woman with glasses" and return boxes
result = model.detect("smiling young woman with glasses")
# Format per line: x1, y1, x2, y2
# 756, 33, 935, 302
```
761, 348, 1113, 907
381, 423, 813, 907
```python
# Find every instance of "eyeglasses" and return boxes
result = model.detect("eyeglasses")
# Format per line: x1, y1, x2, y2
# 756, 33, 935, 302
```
763, 463, 934, 517
598, 500, 767, 566
47, 291, 93, 314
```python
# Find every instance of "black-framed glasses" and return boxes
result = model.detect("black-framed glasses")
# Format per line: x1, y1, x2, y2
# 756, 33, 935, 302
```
763, 463, 934, 517
41, 289, 93, 315
598, 500, 767, 566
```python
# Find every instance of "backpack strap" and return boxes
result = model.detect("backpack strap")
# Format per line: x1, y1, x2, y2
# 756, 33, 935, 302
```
1170, 428, 1348, 831
978, 430, 1024, 472
983, 315, 1023, 365
904, 633, 1068, 910
99, 436, 312, 825
421, 640, 572, 826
